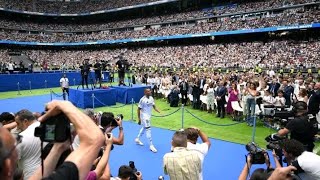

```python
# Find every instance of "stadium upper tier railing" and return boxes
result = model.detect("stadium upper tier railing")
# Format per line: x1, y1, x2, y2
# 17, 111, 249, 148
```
0, 23, 319, 46
0, 0, 177, 16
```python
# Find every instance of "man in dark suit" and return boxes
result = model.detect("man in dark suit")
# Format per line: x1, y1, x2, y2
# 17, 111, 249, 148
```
93, 60, 102, 88
215, 81, 227, 118
268, 78, 280, 97
308, 82, 320, 116
179, 78, 189, 106
81, 59, 90, 89
198, 75, 206, 95
282, 80, 294, 106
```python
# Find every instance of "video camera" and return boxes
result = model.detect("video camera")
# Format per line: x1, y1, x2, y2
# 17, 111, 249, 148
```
245, 142, 266, 164
100, 112, 123, 127
263, 105, 295, 128
129, 161, 140, 180
34, 113, 71, 142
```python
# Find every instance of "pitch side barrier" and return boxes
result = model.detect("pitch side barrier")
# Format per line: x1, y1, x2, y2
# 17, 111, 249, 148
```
0, 23, 319, 47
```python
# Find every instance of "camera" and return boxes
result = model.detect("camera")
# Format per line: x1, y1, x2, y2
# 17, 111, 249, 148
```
265, 134, 285, 156
34, 113, 71, 142
262, 105, 295, 129
129, 161, 138, 180
245, 142, 266, 164
100, 112, 123, 127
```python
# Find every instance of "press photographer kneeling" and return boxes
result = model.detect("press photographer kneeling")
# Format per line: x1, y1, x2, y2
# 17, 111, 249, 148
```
273, 101, 318, 152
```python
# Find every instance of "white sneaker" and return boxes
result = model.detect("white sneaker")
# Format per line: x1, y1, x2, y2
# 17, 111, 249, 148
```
150, 145, 157, 153
135, 138, 144, 146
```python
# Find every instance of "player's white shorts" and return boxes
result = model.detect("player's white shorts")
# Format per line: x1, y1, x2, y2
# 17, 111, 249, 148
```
141, 118, 151, 128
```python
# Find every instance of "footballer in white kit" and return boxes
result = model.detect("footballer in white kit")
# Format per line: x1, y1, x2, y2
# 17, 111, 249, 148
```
135, 89, 161, 152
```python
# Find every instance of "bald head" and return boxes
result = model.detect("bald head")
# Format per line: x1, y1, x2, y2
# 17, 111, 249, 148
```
144, 88, 151, 97
171, 131, 187, 148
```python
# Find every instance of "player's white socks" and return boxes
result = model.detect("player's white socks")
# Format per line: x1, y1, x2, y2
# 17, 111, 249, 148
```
137, 127, 145, 139
146, 128, 153, 146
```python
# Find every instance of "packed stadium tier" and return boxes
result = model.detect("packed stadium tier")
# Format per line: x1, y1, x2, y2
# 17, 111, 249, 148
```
0, 7, 318, 43
0, 0, 318, 31
0, 0, 160, 14
0, 40, 319, 69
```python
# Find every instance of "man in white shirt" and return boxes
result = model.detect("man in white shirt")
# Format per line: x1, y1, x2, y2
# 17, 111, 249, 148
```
282, 139, 320, 180
60, 74, 69, 100
15, 109, 44, 180
8, 61, 14, 74
185, 127, 211, 180
135, 88, 161, 153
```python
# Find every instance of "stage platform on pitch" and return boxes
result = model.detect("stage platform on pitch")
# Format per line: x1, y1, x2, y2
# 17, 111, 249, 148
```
0, 71, 109, 92
69, 88, 116, 108
111, 84, 151, 104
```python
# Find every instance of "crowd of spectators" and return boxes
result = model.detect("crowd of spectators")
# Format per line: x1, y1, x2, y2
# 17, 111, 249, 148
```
0, 0, 158, 13
0, 40, 319, 72
0, 7, 318, 43
0, 0, 318, 32
1, 65, 320, 180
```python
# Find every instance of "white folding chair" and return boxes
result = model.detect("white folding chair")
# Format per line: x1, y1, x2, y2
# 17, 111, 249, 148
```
231, 101, 243, 121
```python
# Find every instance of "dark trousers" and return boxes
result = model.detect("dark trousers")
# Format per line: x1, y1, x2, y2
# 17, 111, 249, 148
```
95, 74, 102, 88
62, 87, 69, 100
82, 74, 88, 89
192, 93, 200, 109
152, 85, 158, 97
118, 71, 125, 82
217, 100, 225, 117
109, 76, 114, 82
181, 92, 188, 105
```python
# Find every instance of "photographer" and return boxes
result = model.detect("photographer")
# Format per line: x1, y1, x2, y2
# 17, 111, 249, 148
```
185, 127, 211, 180
81, 59, 90, 89
238, 152, 273, 180
94, 60, 102, 88
163, 130, 201, 180
109, 165, 142, 180
116, 54, 126, 85
86, 133, 113, 180
281, 139, 320, 179
100, 112, 124, 145
31, 100, 105, 180
275, 101, 317, 152
73, 111, 124, 150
